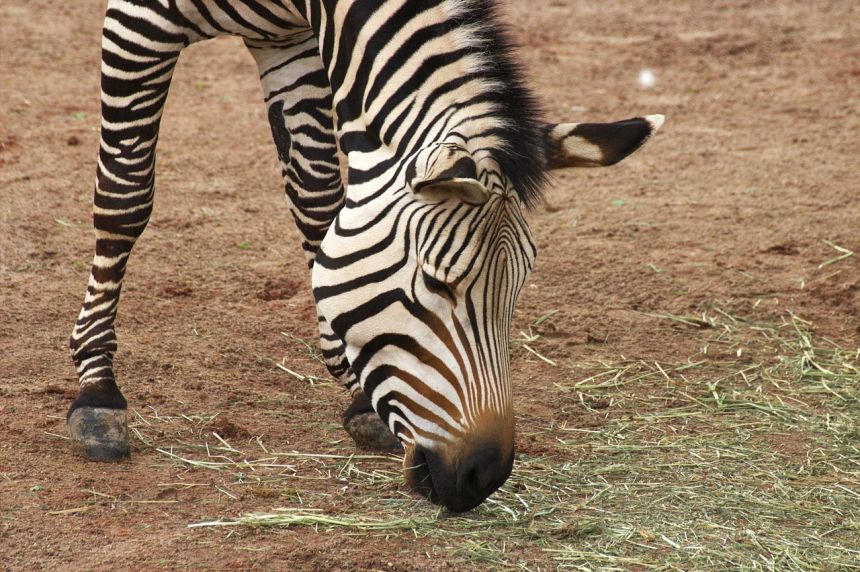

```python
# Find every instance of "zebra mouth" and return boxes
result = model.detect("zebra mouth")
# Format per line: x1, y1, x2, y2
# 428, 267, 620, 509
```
404, 443, 509, 513
404, 446, 438, 504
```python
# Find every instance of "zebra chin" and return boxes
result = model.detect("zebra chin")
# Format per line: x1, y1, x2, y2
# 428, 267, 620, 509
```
402, 416, 515, 512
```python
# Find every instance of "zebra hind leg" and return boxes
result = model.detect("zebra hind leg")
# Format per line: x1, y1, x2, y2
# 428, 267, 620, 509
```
247, 37, 399, 451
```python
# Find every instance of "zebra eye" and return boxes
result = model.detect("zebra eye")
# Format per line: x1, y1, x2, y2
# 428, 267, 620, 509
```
422, 271, 455, 300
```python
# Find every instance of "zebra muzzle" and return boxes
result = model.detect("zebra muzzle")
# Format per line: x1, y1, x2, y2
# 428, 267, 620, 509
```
404, 437, 514, 513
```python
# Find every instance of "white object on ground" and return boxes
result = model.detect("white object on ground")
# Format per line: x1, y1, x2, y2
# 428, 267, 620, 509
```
638, 69, 656, 88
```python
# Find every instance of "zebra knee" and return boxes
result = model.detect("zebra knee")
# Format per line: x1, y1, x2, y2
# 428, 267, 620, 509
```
92, 156, 156, 242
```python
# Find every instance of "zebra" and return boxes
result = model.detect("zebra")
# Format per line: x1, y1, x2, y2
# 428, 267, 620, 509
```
67, 0, 663, 512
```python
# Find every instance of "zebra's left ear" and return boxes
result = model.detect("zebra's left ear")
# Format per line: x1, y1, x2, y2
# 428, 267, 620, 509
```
408, 143, 489, 205
544, 115, 664, 169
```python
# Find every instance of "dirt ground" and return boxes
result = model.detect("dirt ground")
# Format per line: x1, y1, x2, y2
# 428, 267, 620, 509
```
1, 0, 858, 569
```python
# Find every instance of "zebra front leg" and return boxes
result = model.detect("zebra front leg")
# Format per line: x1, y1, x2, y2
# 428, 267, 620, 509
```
247, 37, 399, 451
68, 6, 188, 460
320, 318, 401, 451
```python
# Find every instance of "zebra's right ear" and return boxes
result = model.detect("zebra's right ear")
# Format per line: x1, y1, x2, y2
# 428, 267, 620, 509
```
543, 115, 664, 169
408, 143, 489, 206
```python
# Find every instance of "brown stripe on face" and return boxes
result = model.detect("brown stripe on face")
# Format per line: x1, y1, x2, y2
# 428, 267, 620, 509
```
384, 366, 463, 424
450, 310, 484, 421
383, 391, 464, 442
408, 305, 471, 410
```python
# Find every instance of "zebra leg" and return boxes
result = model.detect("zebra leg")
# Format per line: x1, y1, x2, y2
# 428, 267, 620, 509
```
68, 4, 190, 460
246, 36, 400, 451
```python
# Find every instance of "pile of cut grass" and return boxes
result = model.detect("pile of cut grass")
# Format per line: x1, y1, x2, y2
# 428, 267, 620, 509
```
140, 308, 859, 570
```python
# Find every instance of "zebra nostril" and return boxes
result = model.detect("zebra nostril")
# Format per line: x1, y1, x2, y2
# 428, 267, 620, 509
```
464, 464, 480, 489
455, 444, 512, 509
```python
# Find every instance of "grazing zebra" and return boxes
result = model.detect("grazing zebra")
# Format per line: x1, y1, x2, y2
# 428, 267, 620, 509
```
68, 0, 663, 512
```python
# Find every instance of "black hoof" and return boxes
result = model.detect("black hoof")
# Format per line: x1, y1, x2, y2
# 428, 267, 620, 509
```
343, 391, 402, 451
67, 407, 130, 461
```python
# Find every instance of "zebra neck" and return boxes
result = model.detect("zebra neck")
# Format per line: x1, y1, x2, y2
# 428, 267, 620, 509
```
303, 0, 511, 195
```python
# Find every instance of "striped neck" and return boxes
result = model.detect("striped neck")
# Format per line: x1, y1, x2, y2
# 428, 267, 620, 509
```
301, 0, 548, 206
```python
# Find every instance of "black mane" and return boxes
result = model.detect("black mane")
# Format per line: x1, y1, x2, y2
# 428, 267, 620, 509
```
451, 0, 548, 208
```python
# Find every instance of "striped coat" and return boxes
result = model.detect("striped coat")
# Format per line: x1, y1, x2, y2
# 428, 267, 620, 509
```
67, 0, 663, 511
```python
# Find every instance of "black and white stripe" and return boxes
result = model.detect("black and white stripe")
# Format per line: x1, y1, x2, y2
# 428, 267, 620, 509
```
68, 0, 662, 510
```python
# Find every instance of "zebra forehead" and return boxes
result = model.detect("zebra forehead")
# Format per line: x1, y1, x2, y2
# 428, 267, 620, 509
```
417, 197, 532, 275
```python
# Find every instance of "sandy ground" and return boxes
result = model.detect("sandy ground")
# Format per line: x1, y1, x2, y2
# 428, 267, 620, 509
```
1, 0, 858, 569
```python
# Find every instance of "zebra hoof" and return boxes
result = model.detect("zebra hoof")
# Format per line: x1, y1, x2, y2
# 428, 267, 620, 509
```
343, 390, 402, 451
67, 407, 131, 461
344, 412, 403, 451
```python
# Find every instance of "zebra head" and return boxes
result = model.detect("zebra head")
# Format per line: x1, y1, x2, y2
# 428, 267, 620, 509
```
314, 115, 663, 511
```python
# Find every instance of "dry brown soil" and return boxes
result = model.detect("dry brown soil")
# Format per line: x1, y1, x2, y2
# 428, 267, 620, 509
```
1, 0, 858, 569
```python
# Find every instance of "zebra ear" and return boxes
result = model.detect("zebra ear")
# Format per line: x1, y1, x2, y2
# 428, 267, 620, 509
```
544, 115, 664, 169
409, 144, 489, 205
413, 178, 489, 205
